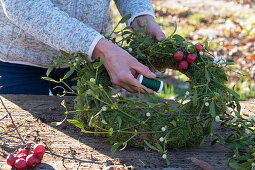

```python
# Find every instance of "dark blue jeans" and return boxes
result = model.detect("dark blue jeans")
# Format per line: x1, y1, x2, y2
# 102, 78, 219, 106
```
0, 61, 77, 95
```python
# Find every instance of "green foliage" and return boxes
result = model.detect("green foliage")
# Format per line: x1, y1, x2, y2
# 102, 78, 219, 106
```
44, 15, 245, 166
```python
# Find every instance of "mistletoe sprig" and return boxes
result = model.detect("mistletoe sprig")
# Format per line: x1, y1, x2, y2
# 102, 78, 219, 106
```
42, 15, 255, 168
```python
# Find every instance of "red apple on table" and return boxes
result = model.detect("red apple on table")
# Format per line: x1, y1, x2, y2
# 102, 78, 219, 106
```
6, 155, 17, 167
33, 144, 45, 157
26, 154, 40, 168
15, 158, 27, 170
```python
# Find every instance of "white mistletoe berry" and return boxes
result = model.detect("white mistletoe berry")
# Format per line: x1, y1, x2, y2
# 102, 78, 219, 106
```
128, 47, 133, 52
185, 91, 190, 96
233, 154, 236, 158
162, 154, 167, 159
199, 51, 204, 55
161, 127, 166, 132
205, 102, 209, 107
102, 106, 107, 111
160, 137, 164, 142
146, 112, 151, 117
215, 116, 220, 122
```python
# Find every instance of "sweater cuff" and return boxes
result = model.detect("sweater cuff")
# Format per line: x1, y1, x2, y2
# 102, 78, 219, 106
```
127, 12, 156, 27
87, 34, 104, 62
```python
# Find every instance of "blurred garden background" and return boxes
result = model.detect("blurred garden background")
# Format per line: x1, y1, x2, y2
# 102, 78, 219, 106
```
113, 0, 255, 100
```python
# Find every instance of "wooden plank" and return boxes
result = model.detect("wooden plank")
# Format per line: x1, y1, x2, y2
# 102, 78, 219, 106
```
0, 95, 254, 169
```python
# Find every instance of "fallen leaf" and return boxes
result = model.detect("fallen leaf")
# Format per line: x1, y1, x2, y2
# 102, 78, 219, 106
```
188, 157, 215, 170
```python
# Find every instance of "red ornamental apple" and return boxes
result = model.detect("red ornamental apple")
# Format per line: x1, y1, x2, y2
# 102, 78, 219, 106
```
195, 44, 204, 51
187, 54, 197, 63
18, 148, 30, 156
36, 154, 43, 163
26, 154, 39, 168
173, 51, 184, 61
15, 158, 27, 170
18, 153, 27, 160
33, 144, 45, 156
6, 155, 17, 167
179, 60, 189, 70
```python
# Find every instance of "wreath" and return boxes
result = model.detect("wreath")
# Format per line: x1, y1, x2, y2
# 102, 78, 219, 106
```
44, 15, 241, 165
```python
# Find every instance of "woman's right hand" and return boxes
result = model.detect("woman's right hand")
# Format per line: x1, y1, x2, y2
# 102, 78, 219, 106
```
92, 38, 156, 94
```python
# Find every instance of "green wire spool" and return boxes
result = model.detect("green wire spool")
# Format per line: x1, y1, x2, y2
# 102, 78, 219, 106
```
137, 74, 164, 93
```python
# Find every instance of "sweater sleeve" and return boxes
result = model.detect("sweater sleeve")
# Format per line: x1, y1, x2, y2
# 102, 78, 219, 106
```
0, 0, 104, 61
114, 0, 156, 26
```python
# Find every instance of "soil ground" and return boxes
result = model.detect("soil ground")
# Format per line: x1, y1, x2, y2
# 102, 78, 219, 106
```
0, 95, 254, 170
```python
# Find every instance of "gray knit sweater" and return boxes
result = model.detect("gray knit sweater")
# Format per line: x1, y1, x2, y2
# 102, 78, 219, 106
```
0, 0, 155, 68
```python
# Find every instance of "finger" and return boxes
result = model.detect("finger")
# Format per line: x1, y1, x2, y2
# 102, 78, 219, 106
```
119, 83, 137, 93
131, 61, 156, 79
154, 31, 166, 41
123, 77, 154, 94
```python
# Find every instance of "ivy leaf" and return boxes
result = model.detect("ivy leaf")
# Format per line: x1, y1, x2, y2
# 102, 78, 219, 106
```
144, 140, 158, 151
119, 14, 131, 23
111, 142, 122, 153
63, 67, 75, 80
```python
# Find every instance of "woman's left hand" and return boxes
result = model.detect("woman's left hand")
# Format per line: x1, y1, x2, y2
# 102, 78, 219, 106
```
131, 14, 166, 41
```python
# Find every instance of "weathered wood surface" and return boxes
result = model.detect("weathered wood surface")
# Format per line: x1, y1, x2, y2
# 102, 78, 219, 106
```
0, 95, 254, 170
